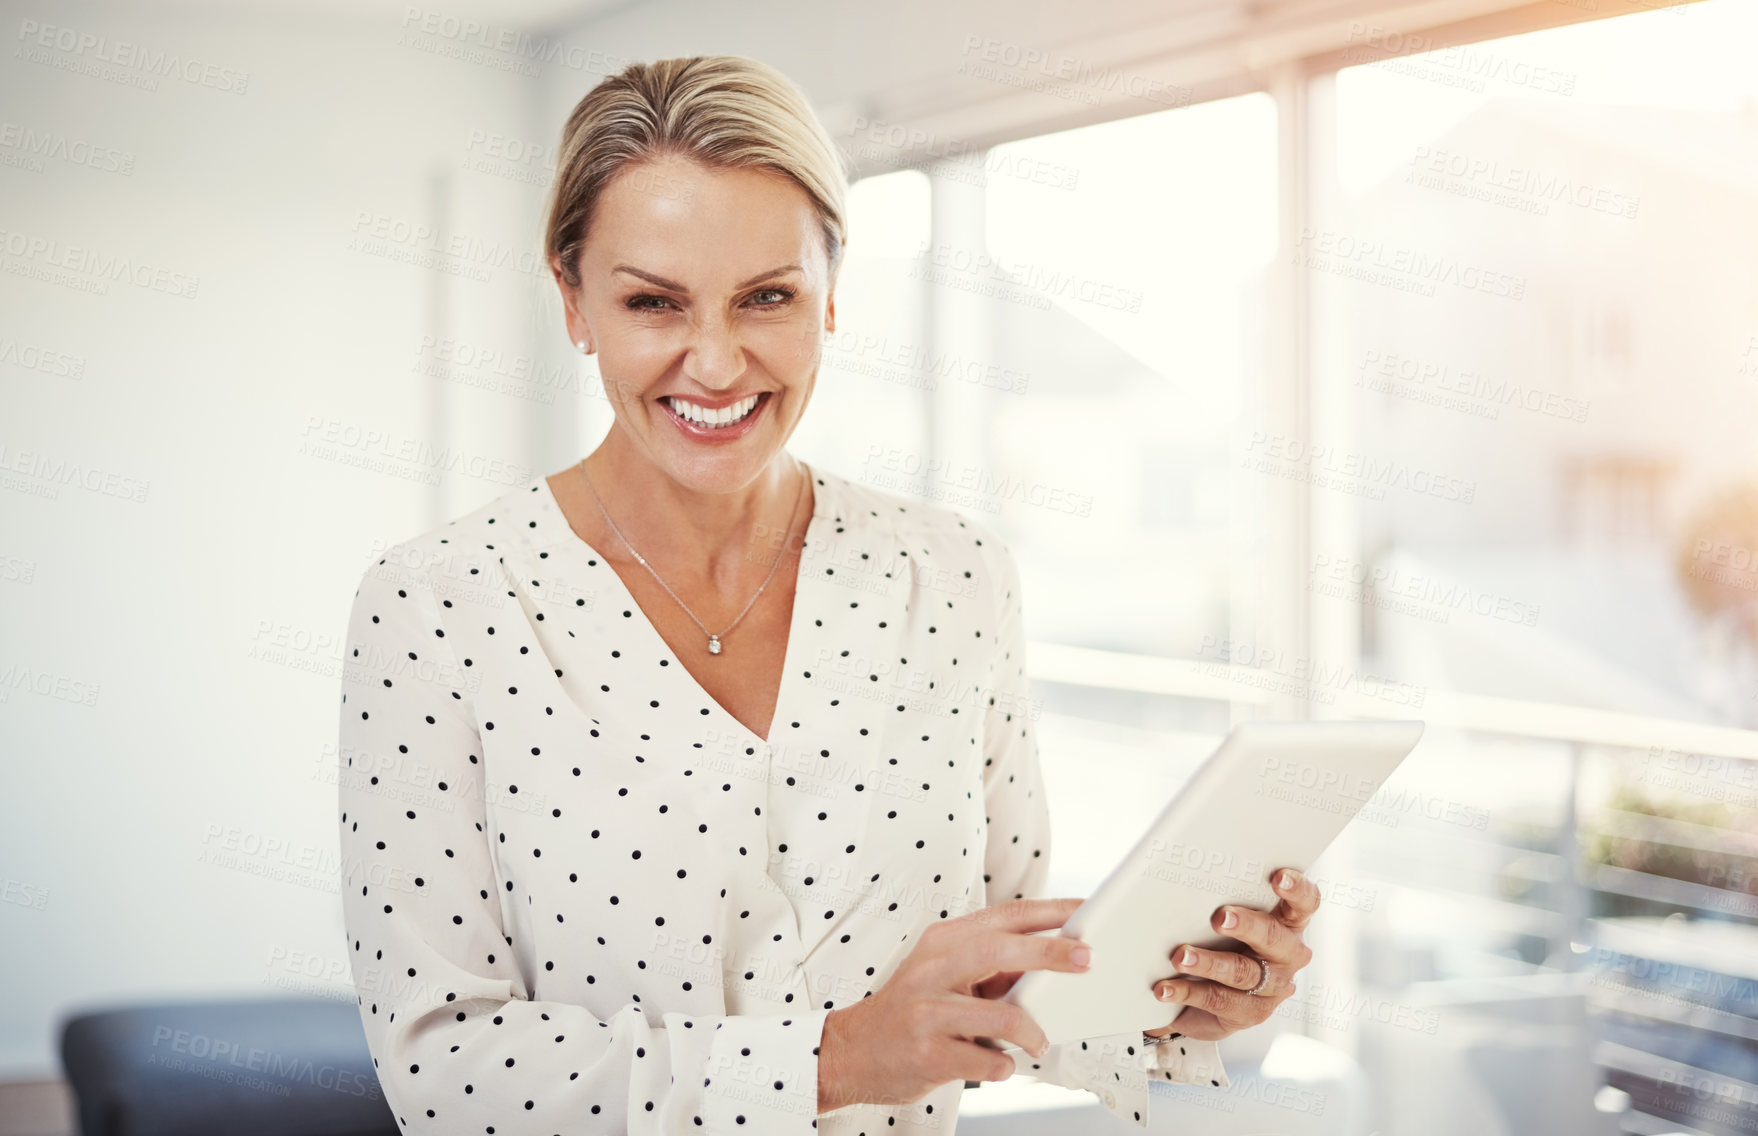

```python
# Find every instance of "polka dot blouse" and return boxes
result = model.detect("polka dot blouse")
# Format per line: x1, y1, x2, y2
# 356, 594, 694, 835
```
336, 461, 1228, 1133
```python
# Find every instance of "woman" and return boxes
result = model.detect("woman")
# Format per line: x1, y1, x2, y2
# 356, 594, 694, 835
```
336, 54, 1321, 1134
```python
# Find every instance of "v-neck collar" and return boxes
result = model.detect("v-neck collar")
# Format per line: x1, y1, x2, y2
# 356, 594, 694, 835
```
529, 460, 833, 747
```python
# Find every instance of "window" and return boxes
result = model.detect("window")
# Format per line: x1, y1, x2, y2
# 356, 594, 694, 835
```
948, 93, 1277, 658
1320, 6, 1758, 1132
792, 169, 933, 473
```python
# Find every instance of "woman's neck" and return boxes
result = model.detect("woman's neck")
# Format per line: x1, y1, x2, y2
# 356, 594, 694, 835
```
579, 431, 808, 587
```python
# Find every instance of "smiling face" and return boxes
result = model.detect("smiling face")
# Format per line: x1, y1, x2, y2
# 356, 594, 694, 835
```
555, 153, 836, 494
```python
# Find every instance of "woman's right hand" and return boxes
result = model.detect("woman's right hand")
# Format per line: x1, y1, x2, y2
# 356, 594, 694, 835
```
816, 897, 1092, 1112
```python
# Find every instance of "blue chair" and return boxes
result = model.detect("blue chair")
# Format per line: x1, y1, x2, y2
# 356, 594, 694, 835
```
57, 998, 396, 1136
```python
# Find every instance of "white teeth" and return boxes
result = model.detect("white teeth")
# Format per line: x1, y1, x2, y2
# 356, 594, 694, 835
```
668, 394, 760, 428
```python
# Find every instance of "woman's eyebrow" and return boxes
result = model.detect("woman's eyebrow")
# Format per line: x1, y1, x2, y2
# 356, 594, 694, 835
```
612, 263, 802, 292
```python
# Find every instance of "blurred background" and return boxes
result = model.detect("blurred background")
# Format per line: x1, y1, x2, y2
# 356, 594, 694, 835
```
5, 0, 1758, 1133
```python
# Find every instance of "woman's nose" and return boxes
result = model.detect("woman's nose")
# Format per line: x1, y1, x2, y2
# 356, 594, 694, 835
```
684, 314, 745, 388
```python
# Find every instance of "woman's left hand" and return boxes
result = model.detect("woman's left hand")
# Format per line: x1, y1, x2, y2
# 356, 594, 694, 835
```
1143, 867, 1321, 1042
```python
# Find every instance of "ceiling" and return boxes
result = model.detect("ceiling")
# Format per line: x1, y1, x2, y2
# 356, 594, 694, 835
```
81, 0, 633, 30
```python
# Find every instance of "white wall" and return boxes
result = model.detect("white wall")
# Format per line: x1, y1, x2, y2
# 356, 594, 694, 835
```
0, 2, 551, 1078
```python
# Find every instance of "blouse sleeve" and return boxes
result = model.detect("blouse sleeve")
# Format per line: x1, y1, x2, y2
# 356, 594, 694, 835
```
976, 538, 1229, 1129
336, 547, 832, 1134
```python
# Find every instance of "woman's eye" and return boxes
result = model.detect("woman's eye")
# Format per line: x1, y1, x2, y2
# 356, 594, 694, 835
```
749, 287, 795, 308
625, 288, 794, 311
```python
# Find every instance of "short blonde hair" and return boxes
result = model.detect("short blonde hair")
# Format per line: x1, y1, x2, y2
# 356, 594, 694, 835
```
544, 55, 850, 291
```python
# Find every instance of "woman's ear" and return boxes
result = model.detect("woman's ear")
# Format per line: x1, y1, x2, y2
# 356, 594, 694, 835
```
552, 255, 594, 352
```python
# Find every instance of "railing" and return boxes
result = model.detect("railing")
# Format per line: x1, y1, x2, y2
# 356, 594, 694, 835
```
1028, 641, 1758, 758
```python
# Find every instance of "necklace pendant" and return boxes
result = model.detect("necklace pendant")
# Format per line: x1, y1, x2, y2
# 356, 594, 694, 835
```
707, 635, 722, 655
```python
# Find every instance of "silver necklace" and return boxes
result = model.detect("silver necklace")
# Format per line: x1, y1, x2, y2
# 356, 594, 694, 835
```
577, 457, 808, 656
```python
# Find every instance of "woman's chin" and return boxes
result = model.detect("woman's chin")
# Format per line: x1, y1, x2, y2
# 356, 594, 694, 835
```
643, 398, 791, 491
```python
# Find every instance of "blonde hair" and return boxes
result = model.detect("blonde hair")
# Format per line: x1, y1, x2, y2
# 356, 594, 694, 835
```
544, 55, 850, 291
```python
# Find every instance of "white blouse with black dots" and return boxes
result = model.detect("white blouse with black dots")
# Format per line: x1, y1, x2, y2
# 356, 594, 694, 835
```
335, 461, 1228, 1134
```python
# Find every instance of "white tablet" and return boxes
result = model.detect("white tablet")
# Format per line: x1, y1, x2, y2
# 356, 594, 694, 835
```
987, 719, 1426, 1048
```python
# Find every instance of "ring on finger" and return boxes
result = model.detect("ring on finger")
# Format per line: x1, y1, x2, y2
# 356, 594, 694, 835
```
1247, 956, 1272, 996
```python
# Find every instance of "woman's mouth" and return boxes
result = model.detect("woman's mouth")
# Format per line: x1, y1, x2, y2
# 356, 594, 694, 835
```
660, 392, 770, 441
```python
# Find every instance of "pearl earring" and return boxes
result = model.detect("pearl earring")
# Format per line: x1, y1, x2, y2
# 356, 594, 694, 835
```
575, 339, 588, 353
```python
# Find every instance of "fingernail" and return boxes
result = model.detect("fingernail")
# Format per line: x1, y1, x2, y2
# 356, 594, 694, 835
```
1278, 869, 1300, 890
1070, 945, 1093, 968
1222, 909, 1238, 929
1179, 947, 1196, 968
1157, 983, 1183, 1002
1033, 1041, 1050, 1058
